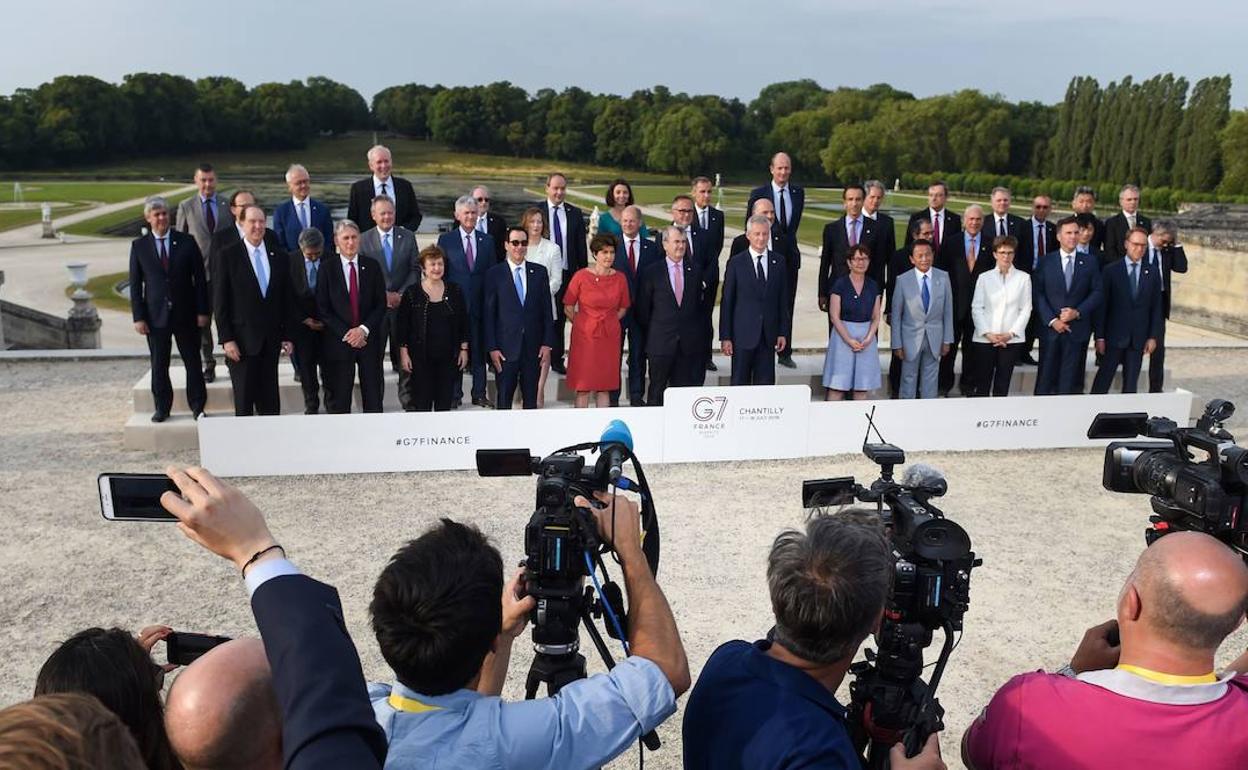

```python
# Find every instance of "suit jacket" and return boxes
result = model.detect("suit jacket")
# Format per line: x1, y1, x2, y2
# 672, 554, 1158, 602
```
480, 212, 509, 263
438, 228, 495, 317
250, 574, 386, 770
985, 212, 1028, 244
129, 231, 209, 330
696, 206, 726, 265
208, 225, 281, 285
483, 260, 556, 360
865, 211, 896, 286
1016, 218, 1057, 274
347, 176, 422, 233
654, 224, 718, 288
1032, 250, 1104, 341
1094, 259, 1163, 349
820, 215, 887, 297
746, 184, 805, 238
719, 250, 791, 350
906, 208, 963, 274
1102, 212, 1153, 264
635, 258, 705, 357
613, 234, 662, 302
885, 245, 918, 319
539, 202, 589, 275
890, 268, 954, 361
944, 232, 995, 323
360, 226, 419, 294
1148, 242, 1187, 318
289, 255, 322, 323
213, 239, 292, 356
316, 255, 387, 358
272, 197, 334, 255
175, 194, 231, 265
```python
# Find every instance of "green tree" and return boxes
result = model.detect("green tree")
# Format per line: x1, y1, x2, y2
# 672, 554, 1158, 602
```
372, 84, 444, 137
544, 87, 594, 161
1217, 110, 1248, 194
246, 81, 310, 149
821, 118, 900, 184
196, 77, 250, 149
119, 73, 206, 153
304, 76, 369, 134
33, 75, 133, 161
593, 98, 641, 167
429, 87, 485, 149
646, 104, 728, 176
1174, 76, 1231, 191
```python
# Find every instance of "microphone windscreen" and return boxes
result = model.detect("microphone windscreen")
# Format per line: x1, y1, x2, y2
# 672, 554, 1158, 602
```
600, 419, 634, 450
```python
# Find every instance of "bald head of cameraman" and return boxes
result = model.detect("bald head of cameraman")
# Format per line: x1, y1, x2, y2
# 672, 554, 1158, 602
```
682, 510, 945, 770
964, 531, 1248, 770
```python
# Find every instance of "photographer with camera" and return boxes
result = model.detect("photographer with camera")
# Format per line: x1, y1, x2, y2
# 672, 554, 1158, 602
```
368, 490, 689, 769
683, 510, 945, 770
962, 531, 1248, 770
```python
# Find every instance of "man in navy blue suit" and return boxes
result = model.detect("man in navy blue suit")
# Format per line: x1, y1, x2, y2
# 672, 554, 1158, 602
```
484, 226, 555, 409
316, 221, 387, 413
129, 196, 210, 422
272, 164, 334, 254
439, 195, 497, 408
1033, 216, 1104, 395
655, 195, 719, 372
612, 205, 660, 406
746, 152, 804, 368
720, 216, 791, 386
1091, 227, 1163, 394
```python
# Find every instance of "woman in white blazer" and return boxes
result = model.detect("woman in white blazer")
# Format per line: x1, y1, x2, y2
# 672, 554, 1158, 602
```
970, 235, 1032, 396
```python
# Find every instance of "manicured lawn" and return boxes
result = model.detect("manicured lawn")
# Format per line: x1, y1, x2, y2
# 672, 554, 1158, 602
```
62, 191, 196, 237
65, 271, 130, 313
0, 181, 184, 232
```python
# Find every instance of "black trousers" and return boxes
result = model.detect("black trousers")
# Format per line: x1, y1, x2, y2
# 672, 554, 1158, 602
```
647, 350, 704, 406
888, 345, 903, 398
781, 261, 799, 358
324, 342, 385, 413
409, 354, 458, 412
610, 317, 646, 406
702, 280, 719, 366
730, 342, 777, 385
148, 325, 206, 415
552, 270, 571, 364
938, 316, 974, 396
1092, 346, 1145, 394
226, 343, 280, 416
1148, 322, 1167, 393
969, 341, 1022, 397
382, 308, 413, 409
497, 344, 542, 409
290, 326, 327, 414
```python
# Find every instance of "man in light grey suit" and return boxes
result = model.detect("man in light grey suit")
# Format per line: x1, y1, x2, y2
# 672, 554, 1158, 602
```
175, 163, 232, 382
359, 194, 419, 409
891, 239, 953, 399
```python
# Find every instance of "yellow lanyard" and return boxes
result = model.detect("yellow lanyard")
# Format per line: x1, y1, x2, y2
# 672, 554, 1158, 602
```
1116, 664, 1218, 685
388, 692, 444, 713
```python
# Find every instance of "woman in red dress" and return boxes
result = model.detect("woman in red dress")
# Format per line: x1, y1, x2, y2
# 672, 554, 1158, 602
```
564, 234, 631, 407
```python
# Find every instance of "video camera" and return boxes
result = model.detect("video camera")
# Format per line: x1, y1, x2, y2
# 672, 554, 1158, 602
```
803, 410, 981, 769
1088, 398, 1248, 558
476, 420, 662, 751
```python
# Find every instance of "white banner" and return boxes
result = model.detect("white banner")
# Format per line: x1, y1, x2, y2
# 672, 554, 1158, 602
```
198, 389, 1194, 477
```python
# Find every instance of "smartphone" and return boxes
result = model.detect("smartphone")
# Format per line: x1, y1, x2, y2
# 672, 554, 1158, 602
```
476, 449, 536, 477
165, 632, 231, 665
98, 473, 179, 522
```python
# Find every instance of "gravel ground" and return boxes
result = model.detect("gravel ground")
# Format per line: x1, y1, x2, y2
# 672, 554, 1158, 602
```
2, 350, 1246, 769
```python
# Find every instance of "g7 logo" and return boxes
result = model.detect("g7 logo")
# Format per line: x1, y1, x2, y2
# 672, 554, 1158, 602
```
692, 396, 728, 422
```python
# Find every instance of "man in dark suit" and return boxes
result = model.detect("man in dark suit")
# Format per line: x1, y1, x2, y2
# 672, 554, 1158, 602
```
1145, 221, 1188, 392
484, 227, 556, 409
288, 227, 328, 414
359, 195, 420, 409
207, 190, 283, 283
160, 466, 387, 770
693, 176, 725, 370
720, 216, 791, 385
1033, 216, 1105, 395
863, 180, 897, 284
612, 205, 661, 406
636, 226, 707, 406
1016, 195, 1056, 366
175, 163, 232, 383
472, 185, 508, 263
656, 194, 719, 372
886, 219, 934, 398
820, 184, 886, 312
317, 222, 387, 413
1092, 227, 1163, 394
906, 181, 962, 259
986, 187, 1027, 244
1102, 184, 1152, 264
746, 152, 804, 368
729, 198, 784, 257
540, 173, 588, 374
1072, 185, 1105, 254
272, 164, 334, 255
940, 205, 994, 396
213, 206, 293, 416
346, 144, 422, 233
130, 196, 210, 422
440, 195, 497, 408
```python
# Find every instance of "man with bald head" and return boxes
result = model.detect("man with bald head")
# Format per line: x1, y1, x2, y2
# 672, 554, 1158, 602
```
165, 638, 282, 770
963, 532, 1248, 769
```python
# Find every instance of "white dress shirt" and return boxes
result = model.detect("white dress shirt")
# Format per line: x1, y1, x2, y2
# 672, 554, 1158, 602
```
373, 175, 395, 200
695, 205, 712, 231
771, 183, 791, 224
972, 266, 1032, 342
749, 248, 768, 281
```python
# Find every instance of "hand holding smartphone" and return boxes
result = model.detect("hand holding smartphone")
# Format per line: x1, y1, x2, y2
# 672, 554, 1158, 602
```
98, 473, 180, 522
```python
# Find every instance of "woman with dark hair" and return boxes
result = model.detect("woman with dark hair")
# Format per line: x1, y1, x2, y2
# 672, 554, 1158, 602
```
398, 245, 469, 412
564, 234, 630, 407
822, 244, 882, 400
34, 626, 182, 770
597, 179, 650, 239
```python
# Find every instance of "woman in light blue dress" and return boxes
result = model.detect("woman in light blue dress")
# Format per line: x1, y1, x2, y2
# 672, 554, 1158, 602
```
822, 245, 882, 399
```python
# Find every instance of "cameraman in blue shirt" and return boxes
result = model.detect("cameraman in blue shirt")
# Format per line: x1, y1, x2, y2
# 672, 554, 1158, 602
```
682, 510, 946, 769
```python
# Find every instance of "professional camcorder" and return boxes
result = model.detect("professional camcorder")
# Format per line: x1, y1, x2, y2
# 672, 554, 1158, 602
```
476, 420, 662, 751
1089, 398, 1248, 558
804, 411, 981, 770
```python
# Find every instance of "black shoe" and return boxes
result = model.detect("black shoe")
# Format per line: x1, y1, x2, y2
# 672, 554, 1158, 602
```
192, 410, 204, 421
777, 356, 797, 369
472, 396, 495, 409
293, 370, 302, 383
706, 361, 718, 371
151, 411, 169, 423
203, 367, 216, 383
1020, 354, 1038, 366
451, 399, 462, 409
303, 408, 318, 415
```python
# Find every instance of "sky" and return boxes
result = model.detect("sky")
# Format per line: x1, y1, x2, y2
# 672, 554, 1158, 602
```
4, 0, 1246, 108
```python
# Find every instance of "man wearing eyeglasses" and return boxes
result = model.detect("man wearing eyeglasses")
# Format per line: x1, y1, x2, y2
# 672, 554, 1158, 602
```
483, 227, 556, 409
472, 185, 508, 263
657, 195, 718, 372
1017, 196, 1056, 365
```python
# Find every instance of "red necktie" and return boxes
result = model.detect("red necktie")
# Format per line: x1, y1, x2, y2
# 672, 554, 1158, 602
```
159, 237, 169, 271
628, 239, 636, 273
349, 261, 360, 327
1038, 225, 1046, 257
933, 214, 942, 251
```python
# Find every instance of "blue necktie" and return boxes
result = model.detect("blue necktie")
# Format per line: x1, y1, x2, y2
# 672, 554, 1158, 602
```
514, 265, 525, 303
307, 260, 318, 291
921, 274, 930, 312
1064, 256, 1074, 291
383, 232, 393, 272
298, 201, 309, 230
552, 208, 564, 268
252, 246, 269, 297
1130, 262, 1139, 299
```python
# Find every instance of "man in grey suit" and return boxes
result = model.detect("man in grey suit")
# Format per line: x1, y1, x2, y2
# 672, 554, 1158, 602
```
175, 163, 232, 382
891, 240, 953, 399
359, 195, 419, 410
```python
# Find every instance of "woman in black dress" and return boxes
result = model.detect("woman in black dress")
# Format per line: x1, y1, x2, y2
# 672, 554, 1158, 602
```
397, 245, 469, 411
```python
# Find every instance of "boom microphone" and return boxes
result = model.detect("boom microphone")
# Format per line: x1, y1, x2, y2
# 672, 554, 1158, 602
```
599, 420, 634, 482
900, 463, 948, 497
